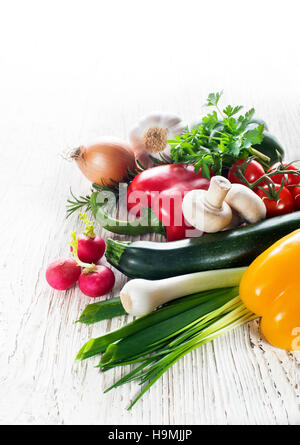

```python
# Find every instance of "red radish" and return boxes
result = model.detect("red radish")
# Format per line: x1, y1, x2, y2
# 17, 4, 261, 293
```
70, 213, 105, 263
46, 258, 81, 290
75, 234, 105, 263
78, 265, 115, 298
70, 230, 115, 298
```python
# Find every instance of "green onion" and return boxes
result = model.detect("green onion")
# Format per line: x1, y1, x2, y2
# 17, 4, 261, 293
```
100, 287, 238, 365
102, 295, 255, 410
75, 268, 255, 409
76, 287, 231, 360
76, 297, 126, 325
120, 267, 247, 316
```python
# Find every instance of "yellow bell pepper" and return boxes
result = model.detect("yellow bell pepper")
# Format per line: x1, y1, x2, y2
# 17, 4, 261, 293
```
239, 229, 300, 351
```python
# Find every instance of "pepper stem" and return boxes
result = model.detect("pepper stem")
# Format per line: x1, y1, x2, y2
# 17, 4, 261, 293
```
249, 147, 271, 163
90, 192, 166, 237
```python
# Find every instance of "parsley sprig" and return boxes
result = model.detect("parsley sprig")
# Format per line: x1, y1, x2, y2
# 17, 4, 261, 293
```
169, 91, 266, 178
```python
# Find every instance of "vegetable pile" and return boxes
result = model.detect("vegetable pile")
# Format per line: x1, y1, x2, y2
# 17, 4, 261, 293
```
68, 92, 300, 241
47, 91, 300, 409
76, 229, 300, 409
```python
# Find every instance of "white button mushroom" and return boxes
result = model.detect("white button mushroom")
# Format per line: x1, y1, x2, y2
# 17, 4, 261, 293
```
225, 183, 266, 224
182, 176, 233, 233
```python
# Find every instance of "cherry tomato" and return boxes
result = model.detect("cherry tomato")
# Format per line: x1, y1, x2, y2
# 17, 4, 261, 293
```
268, 162, 299, 187
228, 159, 265, 188
256, 184, 294, 218
292, 186, 300, 211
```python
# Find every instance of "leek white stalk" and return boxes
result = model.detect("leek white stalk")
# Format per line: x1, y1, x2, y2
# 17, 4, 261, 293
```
120, 267, 247, 317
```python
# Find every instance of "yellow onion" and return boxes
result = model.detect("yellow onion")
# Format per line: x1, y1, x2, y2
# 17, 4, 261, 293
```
71, 140, 136, 186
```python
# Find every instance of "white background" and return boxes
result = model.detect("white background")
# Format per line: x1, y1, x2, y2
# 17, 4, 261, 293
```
0, 0, 300, 425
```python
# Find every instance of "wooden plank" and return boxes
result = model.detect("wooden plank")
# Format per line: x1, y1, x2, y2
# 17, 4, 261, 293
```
0, 0, 300, 425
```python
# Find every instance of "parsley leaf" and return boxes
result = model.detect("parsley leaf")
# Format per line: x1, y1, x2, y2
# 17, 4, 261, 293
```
206, 91, 223, 107
243, 125, 264, 146
223, 105, 243, 117
169, 92, 265, 176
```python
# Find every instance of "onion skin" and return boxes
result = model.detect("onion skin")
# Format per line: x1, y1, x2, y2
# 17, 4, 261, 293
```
72, 141, 136, 186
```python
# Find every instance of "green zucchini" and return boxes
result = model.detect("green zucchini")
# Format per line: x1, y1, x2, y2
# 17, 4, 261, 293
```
106, 212, 300, 279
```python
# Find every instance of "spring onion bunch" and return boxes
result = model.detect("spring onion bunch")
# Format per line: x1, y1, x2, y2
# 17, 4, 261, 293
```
76, 268, 255, 409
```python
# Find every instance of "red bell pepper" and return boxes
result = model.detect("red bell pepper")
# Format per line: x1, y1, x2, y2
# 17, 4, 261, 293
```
127, 164, 211, 241
91, 163, 212, 241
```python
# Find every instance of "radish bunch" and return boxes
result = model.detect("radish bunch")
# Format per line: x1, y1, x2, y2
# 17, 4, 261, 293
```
46, 213, 115, 297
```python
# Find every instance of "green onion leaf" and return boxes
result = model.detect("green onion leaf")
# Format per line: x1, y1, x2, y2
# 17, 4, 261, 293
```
76, 297, 126, 325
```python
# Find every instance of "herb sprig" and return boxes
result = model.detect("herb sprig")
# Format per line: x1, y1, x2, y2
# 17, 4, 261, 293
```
169, 91, 266, 178
66, 167, 142, 217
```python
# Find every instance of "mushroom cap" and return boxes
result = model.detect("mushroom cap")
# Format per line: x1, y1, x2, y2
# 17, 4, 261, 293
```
225, 183, 266, 224
182, 189, 232, 233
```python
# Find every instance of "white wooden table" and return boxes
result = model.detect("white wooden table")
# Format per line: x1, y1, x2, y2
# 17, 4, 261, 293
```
1, 0, 300, 425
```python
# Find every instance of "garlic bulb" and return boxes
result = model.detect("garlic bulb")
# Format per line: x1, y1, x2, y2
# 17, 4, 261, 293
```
130, 113, 185, 168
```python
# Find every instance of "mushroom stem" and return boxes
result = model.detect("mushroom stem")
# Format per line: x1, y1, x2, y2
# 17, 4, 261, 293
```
206, 176, 232, 208
182, 176, 233, 233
